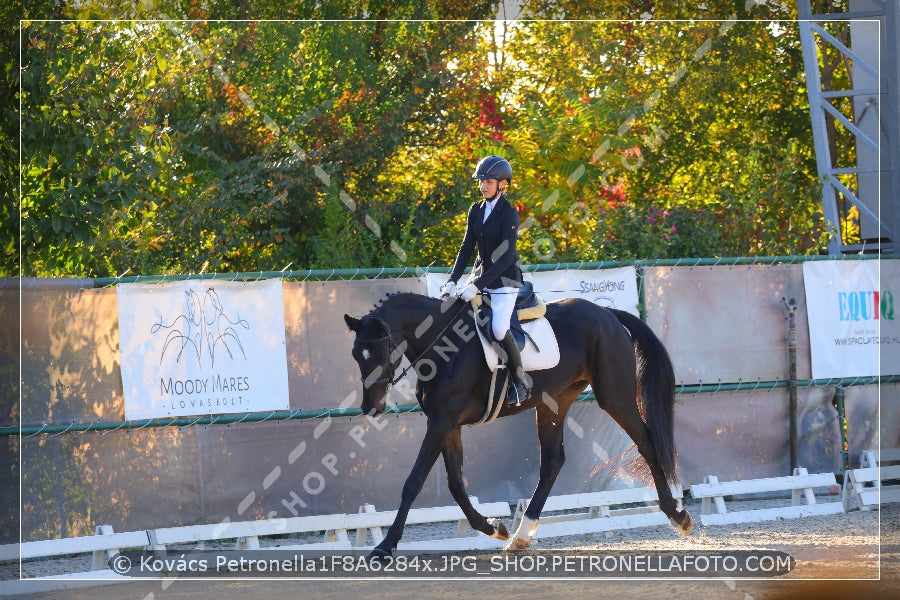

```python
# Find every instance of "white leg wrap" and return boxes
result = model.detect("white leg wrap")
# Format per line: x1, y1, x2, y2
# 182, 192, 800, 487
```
516, 516, 538, 539
504, 516, 538, 551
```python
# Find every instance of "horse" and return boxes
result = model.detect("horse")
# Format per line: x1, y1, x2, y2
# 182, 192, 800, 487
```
343, 291, 692, 559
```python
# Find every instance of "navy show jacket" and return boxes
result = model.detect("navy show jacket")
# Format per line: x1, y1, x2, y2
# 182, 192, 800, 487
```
449, 193, 523, 290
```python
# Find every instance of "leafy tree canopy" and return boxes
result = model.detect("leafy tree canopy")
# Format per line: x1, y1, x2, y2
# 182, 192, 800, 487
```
7, 0, 832, 277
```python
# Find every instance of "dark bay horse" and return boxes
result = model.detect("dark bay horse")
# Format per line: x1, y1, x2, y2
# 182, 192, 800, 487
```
344, 292, 692, 558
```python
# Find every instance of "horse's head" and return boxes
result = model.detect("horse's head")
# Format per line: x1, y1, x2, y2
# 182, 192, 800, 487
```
344, 314, 397, 416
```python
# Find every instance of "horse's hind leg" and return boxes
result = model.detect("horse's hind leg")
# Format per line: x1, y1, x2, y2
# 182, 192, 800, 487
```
601, 397, 691, 536
590, 327, 691, 536
442, 427, 509, 541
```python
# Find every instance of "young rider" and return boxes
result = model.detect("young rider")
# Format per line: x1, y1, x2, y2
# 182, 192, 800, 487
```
439, 155, 532, 405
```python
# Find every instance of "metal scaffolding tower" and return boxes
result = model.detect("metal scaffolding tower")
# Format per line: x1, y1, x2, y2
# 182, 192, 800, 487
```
797, 0, 899, 254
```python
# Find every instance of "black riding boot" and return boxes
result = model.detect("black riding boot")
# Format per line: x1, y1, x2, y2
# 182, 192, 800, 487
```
500, 331, 532, 405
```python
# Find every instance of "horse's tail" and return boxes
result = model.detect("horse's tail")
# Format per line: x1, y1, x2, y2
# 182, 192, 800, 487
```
609, 308, 679, 485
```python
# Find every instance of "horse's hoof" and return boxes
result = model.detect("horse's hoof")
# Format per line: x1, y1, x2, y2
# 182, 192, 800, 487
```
369, 547, 393, 563
489, 518, 509, 541
503, 537, 531, 552
670, 510, 693, 536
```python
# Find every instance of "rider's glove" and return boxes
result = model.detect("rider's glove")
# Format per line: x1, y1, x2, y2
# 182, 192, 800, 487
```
459, 282, 479, 302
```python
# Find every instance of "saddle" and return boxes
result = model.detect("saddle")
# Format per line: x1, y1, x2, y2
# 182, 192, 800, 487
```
470, 281, 546, 351
469, 282, 560, 374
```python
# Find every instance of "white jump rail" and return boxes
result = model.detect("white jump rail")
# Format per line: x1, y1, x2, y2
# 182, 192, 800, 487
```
843, 448, 900, 511
510, 485, 684, 539
690, 467, 843, 526
119, 496, 511, 555
351, 497, 512, 552
0, 496, 512, 584
148, 512, 353, 553
0, 524, 151, 568
0, 524, 148, 596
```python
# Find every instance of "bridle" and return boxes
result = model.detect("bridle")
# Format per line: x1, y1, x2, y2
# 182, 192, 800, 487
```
358, 332, 399, 387
357, 301, 470, 388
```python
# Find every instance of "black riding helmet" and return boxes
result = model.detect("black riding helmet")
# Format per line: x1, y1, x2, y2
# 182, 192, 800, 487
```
472, 155, 513, 184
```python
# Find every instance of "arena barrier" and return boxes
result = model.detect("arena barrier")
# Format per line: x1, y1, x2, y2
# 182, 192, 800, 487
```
0, 485, 687, 589
689, 467, 844, 525
510, 485, 683, 540
0, 496, 511, 588
0, 472, 864, 594
842, 448, 900, 511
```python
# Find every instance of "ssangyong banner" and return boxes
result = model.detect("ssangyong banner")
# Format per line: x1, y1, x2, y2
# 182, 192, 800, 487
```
117, 278, 290, 420
526, 267, 639, 315
424, 266, 639, 316
803, 259, 898, 379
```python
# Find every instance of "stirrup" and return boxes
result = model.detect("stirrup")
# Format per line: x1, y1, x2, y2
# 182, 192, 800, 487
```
505, 380, 532, 406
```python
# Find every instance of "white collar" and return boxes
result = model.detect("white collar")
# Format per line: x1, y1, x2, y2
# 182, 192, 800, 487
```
482, 196, 500, 224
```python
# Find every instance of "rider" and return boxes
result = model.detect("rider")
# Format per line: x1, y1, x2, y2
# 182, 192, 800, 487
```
439, 155, 532, 405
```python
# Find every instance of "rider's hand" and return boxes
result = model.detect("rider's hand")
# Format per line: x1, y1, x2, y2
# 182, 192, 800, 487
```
439, 280, 457, 300
459, 283, 479, 302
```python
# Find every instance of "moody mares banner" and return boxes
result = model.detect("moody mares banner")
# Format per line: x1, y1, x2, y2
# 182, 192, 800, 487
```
424, 266, 639, 315
803, 259, 899, 379
117, 279, 290, 420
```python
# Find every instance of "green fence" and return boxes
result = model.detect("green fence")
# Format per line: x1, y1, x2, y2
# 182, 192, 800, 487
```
7, 254, 896, 437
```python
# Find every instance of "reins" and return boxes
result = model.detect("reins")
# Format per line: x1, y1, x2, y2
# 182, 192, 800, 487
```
361, 300, 472, 387
477, 287, 602, 295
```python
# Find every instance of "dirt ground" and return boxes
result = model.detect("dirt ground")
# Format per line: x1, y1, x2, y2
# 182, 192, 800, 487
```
4, 500, 899, 600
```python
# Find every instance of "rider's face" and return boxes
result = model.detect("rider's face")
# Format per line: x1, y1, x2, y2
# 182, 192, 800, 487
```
479, 178, 504, 199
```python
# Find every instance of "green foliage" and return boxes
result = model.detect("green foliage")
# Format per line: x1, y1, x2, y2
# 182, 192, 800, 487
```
12, 0, 831, 278
18, 10, 497, 276
2, 0, 67, 276
483, 11, 822, 263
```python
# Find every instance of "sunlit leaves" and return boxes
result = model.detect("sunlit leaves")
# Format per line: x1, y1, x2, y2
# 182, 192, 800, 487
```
16, 0, 827, 277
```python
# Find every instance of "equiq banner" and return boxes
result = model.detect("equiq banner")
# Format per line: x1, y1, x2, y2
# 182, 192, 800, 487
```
803, 260, 898, 379
424, 266, 639, 315
117, 279, 290, 420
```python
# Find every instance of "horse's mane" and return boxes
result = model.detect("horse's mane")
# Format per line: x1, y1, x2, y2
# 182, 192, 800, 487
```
368, 291, 438, 317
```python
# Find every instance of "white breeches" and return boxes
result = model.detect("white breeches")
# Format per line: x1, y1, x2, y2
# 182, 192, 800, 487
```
486, 287, 517, 340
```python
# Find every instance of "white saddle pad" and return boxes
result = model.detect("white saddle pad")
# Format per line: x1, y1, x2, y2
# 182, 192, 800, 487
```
475, 315, 561, 372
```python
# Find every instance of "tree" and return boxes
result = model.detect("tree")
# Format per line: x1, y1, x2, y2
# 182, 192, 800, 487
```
19, 3, 500, 276
14, 0, 831, 278
488, 2, 826, 260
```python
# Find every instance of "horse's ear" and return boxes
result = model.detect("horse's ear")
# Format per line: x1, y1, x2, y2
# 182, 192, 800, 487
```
344, 314, 361, 332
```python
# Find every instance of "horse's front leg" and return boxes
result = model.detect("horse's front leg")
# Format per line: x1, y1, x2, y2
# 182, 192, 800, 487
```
442, 427, 509, 541
506, 403, 566, 551
372, 417, 454, 559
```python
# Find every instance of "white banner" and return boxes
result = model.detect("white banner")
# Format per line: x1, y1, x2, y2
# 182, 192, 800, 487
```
117, 279, 290, 420
424, 266, 639, 315
526, 267, 640, 315
803, 260, 899, 379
